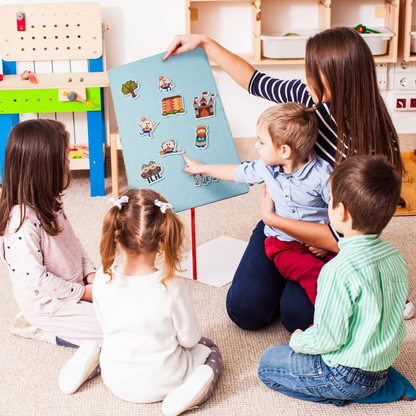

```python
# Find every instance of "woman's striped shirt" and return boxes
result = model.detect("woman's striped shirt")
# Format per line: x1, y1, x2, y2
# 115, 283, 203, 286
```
289, 234, 408, 371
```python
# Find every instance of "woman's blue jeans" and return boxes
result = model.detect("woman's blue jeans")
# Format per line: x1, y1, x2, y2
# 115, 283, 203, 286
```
226, 221, 315, 332
258, 345, 390, 406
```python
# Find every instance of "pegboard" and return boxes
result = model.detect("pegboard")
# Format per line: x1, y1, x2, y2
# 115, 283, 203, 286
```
0, 2, 102, 62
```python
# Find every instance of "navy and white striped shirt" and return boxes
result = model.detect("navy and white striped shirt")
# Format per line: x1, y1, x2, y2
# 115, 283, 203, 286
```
249, 71, 348, 168
249, 71, 344, 241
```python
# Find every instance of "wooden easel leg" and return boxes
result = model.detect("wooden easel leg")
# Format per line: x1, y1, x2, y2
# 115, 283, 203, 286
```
191, 208, 197, 280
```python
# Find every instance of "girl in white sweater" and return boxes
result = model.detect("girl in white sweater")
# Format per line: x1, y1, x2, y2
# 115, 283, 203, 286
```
59, 189, 222, 416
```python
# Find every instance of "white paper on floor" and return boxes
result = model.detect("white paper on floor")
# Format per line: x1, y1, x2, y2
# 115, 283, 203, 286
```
177, 235, 248, 287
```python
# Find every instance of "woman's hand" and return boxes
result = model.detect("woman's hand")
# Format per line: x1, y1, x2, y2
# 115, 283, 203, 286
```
164, 34, 207, 60
259, 185, 276, 225
305, 245, 328, 258
81, 284, 93, 302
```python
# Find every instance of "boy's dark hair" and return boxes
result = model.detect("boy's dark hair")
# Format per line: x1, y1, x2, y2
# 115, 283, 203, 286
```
0, 119, 71, 236
330, 155, 402, 235
257, 103, 319, 163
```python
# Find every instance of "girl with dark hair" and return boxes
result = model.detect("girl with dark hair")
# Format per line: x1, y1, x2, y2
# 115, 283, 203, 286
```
59, 189, 221, 416
0, 119, 102, 347
164, 27, 412, 332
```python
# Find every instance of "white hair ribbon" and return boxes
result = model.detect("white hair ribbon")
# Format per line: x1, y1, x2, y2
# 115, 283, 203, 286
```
155, 199, 173, 214
107, 196, 129, 210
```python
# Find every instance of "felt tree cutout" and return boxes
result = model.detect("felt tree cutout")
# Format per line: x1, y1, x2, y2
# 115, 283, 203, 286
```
122, 80, 139, 99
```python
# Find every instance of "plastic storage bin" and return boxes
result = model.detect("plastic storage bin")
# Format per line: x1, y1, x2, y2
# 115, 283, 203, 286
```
358, 27, 394, 56
411, 26, 416, 53
260, 29, 320, 59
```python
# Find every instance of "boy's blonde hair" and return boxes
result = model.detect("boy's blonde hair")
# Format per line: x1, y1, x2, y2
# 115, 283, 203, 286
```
100, 189, 186, 287
257, 103, 319, 163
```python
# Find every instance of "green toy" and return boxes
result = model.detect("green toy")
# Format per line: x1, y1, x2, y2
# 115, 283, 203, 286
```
355, 24, 381, 34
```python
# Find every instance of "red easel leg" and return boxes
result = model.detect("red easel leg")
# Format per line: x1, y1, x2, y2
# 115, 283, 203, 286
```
191, 208, 197, 280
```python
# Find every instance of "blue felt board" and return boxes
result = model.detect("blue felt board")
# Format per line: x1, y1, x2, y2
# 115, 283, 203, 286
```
108, 48, 248, 212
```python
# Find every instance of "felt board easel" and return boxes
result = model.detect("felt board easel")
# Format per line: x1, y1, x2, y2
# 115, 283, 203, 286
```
108, 48, 249, 282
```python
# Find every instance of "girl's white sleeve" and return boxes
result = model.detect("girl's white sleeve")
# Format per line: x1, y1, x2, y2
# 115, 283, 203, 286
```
171, 281, 202, 348
8, 216, 85, 302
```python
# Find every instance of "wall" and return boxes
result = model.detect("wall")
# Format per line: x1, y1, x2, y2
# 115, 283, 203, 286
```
0, 0, 415, 150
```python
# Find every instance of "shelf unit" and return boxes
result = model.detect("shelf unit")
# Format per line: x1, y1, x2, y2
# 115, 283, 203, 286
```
402, 0, 416, 62
185, 0, 400, 65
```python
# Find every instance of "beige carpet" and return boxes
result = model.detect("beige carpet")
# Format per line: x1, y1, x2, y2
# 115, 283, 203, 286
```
1, 159, 416, 416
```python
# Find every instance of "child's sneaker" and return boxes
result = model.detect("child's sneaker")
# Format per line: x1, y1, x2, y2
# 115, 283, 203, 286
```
162, 365, 214, 416
403, 300, 415, 320
10, 312, 56, 344
59, 340, 101, 394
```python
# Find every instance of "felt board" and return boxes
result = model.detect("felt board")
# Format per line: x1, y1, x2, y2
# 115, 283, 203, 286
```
108, 48, 248, 213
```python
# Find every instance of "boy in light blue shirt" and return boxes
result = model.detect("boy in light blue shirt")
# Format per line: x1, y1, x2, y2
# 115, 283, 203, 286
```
183, 102, 335, 305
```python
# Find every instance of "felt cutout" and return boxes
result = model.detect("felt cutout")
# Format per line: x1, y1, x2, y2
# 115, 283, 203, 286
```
138, 117, 159, 138
193, 92, 216, 119
158, 76, 175, 93
190, 173, 219, 187
141, 161, 164, 184
159, 139, 184, 157
161, 95, 186, 117
195, 125, 208, 149
121, 80, 140, 99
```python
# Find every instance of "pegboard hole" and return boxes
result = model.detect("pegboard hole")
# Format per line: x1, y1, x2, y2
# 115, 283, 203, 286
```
55, 47, 59, 50
67, 47, 71, 50
55, 36, 58, 39
80, 77, 84, 82
32, 48, 36, 51
43, 36, 47, 39
93, 37, 96, 40
78, 35, 81, 38
25, 99, 29, 102
43, 25, 46, 28
21, 48, 25, 51
77, 24, 81, 27
66, 35, 70, 39
78, 46, 82, 50
32, 36, 35, 40
20, 37, 24, 40
49, 98, 53, 101
13, 99, 17, 102
66, 24, 69, 27
31, 25, 35, 28
44, 47, 47, 51
54, 24, 58, 28
68, 78, 72, 82
37, 98, 41, 102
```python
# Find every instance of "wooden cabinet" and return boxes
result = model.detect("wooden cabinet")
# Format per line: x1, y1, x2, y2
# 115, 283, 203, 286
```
185, 0, 401, 64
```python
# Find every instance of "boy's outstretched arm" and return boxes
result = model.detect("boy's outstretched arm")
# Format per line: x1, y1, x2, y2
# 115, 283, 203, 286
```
182, 153, 237, 182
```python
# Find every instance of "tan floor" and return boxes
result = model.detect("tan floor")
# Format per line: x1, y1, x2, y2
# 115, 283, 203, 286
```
1, 161, 416, 416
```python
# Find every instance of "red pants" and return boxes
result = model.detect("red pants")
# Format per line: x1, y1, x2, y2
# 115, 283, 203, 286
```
265, 237, 337, 305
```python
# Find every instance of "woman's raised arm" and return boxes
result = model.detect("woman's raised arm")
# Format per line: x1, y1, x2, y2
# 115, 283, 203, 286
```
164, 34, 255, 91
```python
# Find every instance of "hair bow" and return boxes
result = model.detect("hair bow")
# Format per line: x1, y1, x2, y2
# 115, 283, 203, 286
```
108, 196, 129, 210
155, 199, 173, 213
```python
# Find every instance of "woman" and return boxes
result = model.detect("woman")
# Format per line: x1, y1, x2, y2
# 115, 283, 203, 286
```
164, 28, 406, 332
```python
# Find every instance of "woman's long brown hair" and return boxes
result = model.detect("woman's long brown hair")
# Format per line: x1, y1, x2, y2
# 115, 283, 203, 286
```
0, 119, 71, 236
305, 27, 405, 176
100, 189, 186, 287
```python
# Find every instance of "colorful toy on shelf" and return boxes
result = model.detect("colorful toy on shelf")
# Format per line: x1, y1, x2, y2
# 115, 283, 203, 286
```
355, 24, 381, 34
397, 196, 406, 208
0, 74, 3, 81
0, 2, 108, 197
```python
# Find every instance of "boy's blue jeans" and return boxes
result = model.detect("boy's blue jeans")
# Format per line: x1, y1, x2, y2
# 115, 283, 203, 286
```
258, 345, 390, 406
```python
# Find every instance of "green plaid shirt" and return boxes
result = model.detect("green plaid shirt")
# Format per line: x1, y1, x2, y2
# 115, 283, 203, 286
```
290, 234, 408, 371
